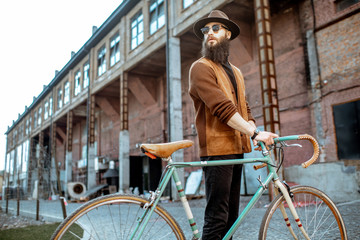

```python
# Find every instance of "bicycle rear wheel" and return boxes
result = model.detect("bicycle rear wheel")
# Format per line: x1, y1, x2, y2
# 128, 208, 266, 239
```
51, 194, 185, 240
259, 185, 347, 240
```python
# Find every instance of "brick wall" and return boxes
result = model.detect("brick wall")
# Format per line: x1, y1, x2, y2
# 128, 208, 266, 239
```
316, 12, 360, 161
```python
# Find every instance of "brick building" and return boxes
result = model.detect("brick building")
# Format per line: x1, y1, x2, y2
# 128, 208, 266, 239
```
3, 0, 360, 201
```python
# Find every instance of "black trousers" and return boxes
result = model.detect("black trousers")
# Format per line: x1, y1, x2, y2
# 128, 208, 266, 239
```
201, 154, 243, 240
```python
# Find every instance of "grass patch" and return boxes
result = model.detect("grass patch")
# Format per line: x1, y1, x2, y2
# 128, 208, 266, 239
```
0, 223, 60, 240
0, 222, 83, 240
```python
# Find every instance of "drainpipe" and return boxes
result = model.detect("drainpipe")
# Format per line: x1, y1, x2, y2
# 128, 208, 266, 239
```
86, 50, 91, 188
307, 0, 325, 162
165, 0, 172, 200
165, 0, 170, 143
5, 140, 9, 213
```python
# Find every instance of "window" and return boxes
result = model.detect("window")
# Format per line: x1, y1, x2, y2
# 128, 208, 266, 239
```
13, 130, 17, 146
110, 33, 121, 66
18, 126, 22, 141
64, 81, 70, 104
22, 140, 29, 173
335, 0, 359, 11
37, 107, 42, 126
131, 11, 144, 49
183, 0, 195, 9
34, 111, 37, 128
57, 87, 63, 109
83, 62, 90, 88
49, 97, 53, 116
97, 45, 107, 76
25, 119, 29, 135
150, 0, 165, 35
44, 101, 49, 120
28, 117, 32, 133
74, 70, 81, 96
333, 100, 360, 159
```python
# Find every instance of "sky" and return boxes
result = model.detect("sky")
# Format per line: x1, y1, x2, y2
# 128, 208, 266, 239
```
0, 0, 124, 170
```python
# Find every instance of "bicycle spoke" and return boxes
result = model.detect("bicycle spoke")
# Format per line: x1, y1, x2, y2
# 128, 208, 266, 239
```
259, 186, 347, 240
107, 204, 120, 239
68, 230, 82, 239
143, 213, 173, 239
74, 220, 94, 239
85, 210, 103, 240
52, 195, 184, 240
125, 203, 143, 239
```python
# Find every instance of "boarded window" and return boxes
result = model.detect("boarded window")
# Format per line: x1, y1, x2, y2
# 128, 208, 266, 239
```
333, 100, 360, 159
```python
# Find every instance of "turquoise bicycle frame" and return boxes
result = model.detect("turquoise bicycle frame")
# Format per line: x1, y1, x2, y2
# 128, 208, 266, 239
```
133, 135, 301, 240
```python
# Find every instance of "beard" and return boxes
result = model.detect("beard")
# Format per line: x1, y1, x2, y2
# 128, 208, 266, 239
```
201, 36, 230, 64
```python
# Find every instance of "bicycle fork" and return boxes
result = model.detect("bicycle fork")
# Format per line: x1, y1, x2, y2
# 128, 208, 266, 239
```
274, 179, 310, 240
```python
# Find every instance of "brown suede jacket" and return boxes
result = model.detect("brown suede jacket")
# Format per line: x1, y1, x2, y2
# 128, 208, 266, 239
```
189, 57, 255, 157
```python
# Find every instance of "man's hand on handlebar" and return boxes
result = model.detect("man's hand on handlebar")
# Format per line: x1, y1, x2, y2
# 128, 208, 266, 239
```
252, 131, 279, 149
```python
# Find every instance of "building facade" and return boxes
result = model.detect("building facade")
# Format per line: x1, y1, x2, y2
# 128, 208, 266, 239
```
3, 0, 360, 201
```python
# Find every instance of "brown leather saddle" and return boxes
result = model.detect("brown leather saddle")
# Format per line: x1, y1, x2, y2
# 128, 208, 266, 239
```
140, 140, 194, 159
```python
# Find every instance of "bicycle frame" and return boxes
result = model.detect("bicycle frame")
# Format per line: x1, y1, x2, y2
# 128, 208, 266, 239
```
133, 135, 312, 240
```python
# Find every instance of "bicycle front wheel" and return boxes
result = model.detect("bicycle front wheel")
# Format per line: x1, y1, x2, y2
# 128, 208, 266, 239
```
259, 185, 347, 240
51, 194, 185, 240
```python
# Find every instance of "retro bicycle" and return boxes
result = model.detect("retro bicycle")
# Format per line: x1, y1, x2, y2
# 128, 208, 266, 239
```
51, 134, 347, 239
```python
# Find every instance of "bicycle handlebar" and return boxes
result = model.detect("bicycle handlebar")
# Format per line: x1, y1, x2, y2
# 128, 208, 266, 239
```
296, 134, 320, 168
254, 134, 320, 170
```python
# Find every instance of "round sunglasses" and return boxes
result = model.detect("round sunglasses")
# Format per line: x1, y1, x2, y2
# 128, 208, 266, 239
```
200, 24, 229, 35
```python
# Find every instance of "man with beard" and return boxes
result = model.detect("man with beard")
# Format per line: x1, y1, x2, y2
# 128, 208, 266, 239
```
189, 10, 278, 239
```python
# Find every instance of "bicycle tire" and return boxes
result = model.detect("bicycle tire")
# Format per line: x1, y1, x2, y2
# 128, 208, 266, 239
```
51, 194, 185, 240
259, 185, 347, 240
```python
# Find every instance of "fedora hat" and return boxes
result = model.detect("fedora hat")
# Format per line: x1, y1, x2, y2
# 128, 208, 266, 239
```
193, 10, 240, 40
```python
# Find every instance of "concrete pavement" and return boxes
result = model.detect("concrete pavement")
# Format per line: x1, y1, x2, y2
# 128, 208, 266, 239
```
2, 195, 359, 239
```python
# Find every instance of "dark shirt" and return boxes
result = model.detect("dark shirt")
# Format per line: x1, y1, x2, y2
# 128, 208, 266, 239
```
221, 61, 238, 101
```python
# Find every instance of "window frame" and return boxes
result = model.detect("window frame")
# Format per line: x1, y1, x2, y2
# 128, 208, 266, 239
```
64, 80, 70, 105
131, 11, 144, 50
97, 45, 107, 76
25, 119, 29, 135
74, 70, 81, 96
83, 62, 90, 89
183, 0, 196, 9
110, 33, 121, 67
28, 117, 32, 133
57, 87, 63, 110
44, 100, 49, 120
49, 97, 53, 117
33, 111, 38, 128
149, 0, 165, 35
37, 107, 42, 126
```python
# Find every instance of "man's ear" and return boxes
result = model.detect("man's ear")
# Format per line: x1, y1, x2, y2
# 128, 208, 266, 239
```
227, 31, 232, 40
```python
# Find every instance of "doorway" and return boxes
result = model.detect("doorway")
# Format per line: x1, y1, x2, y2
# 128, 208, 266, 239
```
130, 156, 162, 194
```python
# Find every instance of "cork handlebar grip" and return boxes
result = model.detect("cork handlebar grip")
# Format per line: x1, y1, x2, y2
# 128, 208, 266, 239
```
253, 162, 267, 170
298, 134, 320, 168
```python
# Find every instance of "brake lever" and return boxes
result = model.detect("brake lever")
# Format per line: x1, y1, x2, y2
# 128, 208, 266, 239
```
280, 142, 302, 148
